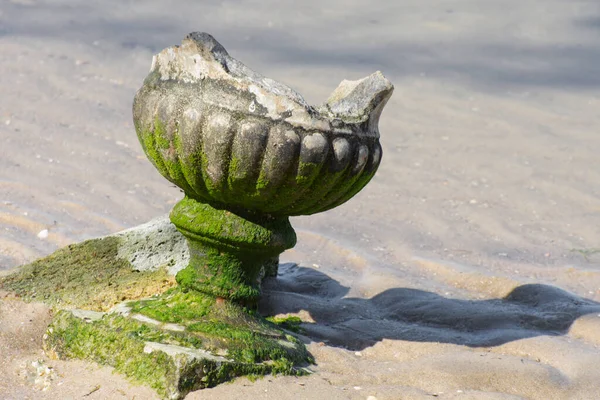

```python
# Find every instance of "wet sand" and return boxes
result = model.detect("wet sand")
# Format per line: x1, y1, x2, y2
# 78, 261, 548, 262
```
1, 0, 600, 399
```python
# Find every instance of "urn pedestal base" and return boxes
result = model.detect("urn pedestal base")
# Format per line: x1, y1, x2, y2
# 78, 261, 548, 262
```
40, 198, 311, 399
169, 196, 297, 306
19, 196, 311, 399
44, 290, 311, 400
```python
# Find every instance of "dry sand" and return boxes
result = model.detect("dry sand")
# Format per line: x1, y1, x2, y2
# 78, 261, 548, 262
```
1, 0, 600, 399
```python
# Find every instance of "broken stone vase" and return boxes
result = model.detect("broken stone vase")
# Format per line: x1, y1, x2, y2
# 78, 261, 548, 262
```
133, 32, 394, 306
2, 32, 394, 399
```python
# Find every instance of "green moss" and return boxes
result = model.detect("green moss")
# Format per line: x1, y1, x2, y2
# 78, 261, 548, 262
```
136, 115, 200, 197
137, 108, 375, 218
324, 169, 377, 212
256, 159, 327, 214
295, 161, 322, 187
227, 157, 241, 181
266, 315, 304, 333
255, 170, 269, 191
286, 166, 348, 215
136, 119, 170, 182
198, 137, 221, 200
129, 288, 214, 323
46, 309, 309, 399
44, 287, 313, 398
186, 321, 284, 364
169, 197, 295, 304
226, 155, 264, 202
183, 152, 212, 204
46, 312, 177, 397
0, 237, 176, 311
171, 198, 281, 247
3, 228, 311, 398
126, 288, 311, 366
155, 118, 196, 195
175, 247, 263, 304
153, 116, 171, 150
314, 167, 372, 214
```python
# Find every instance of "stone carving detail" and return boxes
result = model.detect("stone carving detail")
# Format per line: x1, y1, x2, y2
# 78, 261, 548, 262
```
25, 32, 394, 399
133, 32, 393, 216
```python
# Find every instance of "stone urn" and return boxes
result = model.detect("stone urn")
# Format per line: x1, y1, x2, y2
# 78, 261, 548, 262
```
133, 32, 393, 308
2, 32, 393, 399
18, 32, 393, 398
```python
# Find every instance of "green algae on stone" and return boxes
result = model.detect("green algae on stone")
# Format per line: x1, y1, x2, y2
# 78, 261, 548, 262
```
136, 117, 196, 196
45, 310, 304, 400
0, 236, 176, 311
128, 287, 312, 365
133, 33, 392, 217
266, 315, 305, 333
285, 166, 348, 215
129, 288, 214, 324
169, 197, 295, 305
45, 288, 312, 399
0, 25, 395, 395
46, 311, 182, 397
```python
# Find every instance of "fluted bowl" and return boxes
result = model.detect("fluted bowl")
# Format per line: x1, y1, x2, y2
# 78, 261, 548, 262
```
133, 33, 393, 217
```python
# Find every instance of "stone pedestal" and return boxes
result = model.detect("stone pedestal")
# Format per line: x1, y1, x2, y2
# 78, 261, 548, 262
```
1, 216, 311, 400
45, 303, 310, 400
2, 30, 393, 400
169, 196, 296, 306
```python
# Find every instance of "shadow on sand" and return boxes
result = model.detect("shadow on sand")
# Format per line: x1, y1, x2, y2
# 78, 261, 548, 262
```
260, 263, 600, 351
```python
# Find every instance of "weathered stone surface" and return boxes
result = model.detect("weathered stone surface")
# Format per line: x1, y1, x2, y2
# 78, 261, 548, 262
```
133, 32, 393, 216
1, 214, 308, 399
70, 309, 104, 322
44, 294, 311, 400
0, 215, 285, 310
169, 197, 295, 304
3, 31, 394, 399
116, 215, 189, 275
0, 223, 178, 311
143, 342, 229, 362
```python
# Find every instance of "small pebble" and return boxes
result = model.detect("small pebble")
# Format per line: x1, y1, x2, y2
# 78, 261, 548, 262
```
37, 229, 49, 239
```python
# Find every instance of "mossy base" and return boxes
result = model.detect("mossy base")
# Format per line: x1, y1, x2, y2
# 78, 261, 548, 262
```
169, 196, 296, 305
0, 235, 177, 311
0, 217, 312, 399
44, 288, 312, 399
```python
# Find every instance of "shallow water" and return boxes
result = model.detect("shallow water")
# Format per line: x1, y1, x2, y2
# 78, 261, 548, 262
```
1, 1, 600, 398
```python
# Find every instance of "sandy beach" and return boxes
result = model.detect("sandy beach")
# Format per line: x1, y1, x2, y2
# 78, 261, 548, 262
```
1, 0, 600, 398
